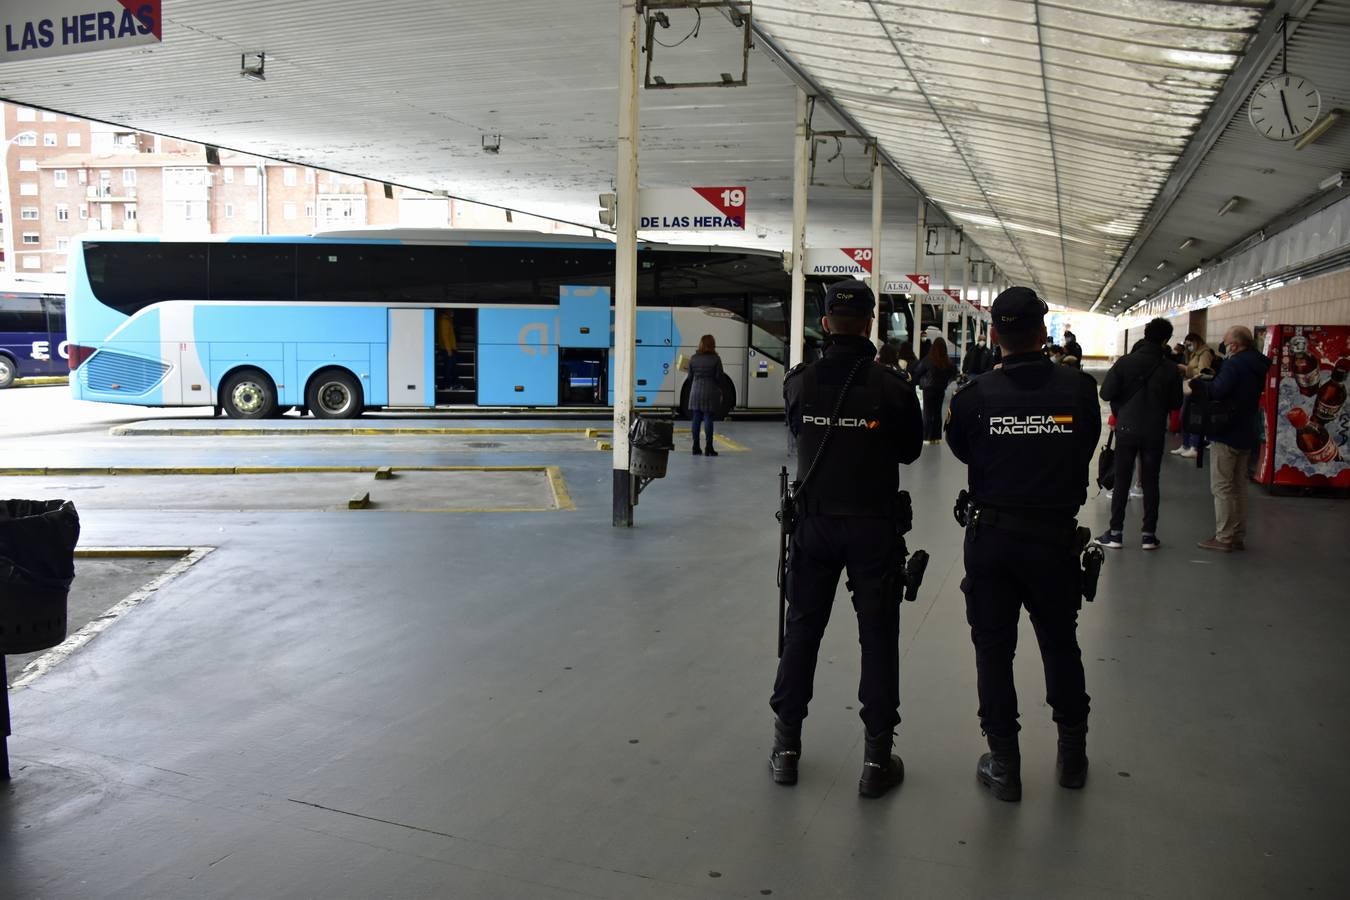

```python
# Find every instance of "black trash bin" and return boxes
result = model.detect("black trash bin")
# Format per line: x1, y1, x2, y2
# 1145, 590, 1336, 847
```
1, 499, 80, 655
2, 499, 79, 781
630, 417, 674, 479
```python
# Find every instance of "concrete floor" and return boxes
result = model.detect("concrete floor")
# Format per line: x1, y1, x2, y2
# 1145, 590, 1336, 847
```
2, 389, 1348, 898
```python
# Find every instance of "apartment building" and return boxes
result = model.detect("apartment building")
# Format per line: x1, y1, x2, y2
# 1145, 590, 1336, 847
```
3, 102, 589, 277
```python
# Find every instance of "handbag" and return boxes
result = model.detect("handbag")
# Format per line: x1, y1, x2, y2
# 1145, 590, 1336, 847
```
1096, 431, 1116, 492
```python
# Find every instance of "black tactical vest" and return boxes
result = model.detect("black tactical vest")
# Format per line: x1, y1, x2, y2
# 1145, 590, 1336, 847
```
967, 361, 1085, 511
796, 361, 895, 516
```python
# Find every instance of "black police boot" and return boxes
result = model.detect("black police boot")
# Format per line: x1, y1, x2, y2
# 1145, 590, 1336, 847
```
976, 732, 1022, 802
768, 718, 800, 785
857, 729, 905, 798
1056, 720, 1088, 789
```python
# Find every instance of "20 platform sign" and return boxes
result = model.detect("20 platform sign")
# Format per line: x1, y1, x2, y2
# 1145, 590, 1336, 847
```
2, 0, 160, 62
804, 247, 873, 277
639, 186, 746, 231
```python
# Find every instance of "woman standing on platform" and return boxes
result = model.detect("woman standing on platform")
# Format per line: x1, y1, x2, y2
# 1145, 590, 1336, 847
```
914, 337, 956, 444
687, 334, 724, 457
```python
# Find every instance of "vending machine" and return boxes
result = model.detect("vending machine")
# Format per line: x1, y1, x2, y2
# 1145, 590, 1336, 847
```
1255, 324, 1350, 488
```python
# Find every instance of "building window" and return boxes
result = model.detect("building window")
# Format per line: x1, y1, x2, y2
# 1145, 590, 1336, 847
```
16, 107, 36, 121
122, 169, 137, 186
65, 115, 80, 122
22, 256, 40, 269
224, 203, 234, 218
115, 133, 137, 148
304, 203, 315, 219
20, 207, 39, 220
18, 158, 37, 172
77, 169, 87, 184
53, 169, 68, 187
125, 206, 137, 221
15, 133, 36, 146
41, 111, 57, 122
22, 233, 40, 245
56, 238, 69, 251
223, 167, 234, 184
305, 169, 315, 184
283, 202, 297, 220
244, 167, 258, 186
66, 132, 81, 147
79, 207, 88, 220
283, 167, 297, 186
19, 182, 37, 196
56, 205, 69, 221
43, 133, 57, 146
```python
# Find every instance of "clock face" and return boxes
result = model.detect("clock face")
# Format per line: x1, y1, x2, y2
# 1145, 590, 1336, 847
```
1249, 74, 1322, 141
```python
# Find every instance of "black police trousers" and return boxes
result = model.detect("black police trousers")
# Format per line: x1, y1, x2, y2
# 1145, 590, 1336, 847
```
961, 525, 1090, 738
771, 515, 901, 737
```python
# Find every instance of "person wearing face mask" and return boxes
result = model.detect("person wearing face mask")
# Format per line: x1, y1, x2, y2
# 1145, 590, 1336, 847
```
1173, 333, 1216, 460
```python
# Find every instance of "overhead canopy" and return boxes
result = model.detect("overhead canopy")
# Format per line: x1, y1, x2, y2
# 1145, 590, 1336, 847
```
4, 0, 1326, 311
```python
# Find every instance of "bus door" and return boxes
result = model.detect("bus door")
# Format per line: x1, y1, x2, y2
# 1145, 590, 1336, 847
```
559, 286, 608, 406
878, 293, 914, 350
747, 295, 788, 408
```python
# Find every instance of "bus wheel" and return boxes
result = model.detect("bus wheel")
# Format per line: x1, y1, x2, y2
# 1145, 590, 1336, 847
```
0, 355, 15, 389
221, 369, 277, 419
307, 369, 363, 419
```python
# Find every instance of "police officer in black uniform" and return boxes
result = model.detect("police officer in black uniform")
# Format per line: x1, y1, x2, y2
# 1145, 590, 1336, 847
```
769, 279, 923, 799
945, 287, 1101, 802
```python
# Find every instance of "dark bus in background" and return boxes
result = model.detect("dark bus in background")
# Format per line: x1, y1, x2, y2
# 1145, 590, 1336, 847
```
0, 285, 67, 388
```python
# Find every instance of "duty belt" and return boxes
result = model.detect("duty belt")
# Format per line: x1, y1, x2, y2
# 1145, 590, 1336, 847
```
967, 506, 1079, 547
796, 497, 893, 518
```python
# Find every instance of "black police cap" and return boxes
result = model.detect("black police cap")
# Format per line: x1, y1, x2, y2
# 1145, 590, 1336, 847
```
991, 286, 1048, 334
825, 279, 875, 316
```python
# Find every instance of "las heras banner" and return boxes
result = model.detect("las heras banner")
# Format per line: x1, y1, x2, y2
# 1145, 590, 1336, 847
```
639, 186, 746, 230
2, 1, 160, 63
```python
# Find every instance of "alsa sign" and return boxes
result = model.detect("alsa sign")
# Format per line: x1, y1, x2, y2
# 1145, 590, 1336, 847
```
804, 247, 873, 277
639, 187, 746, 230
2, 1, 160, 62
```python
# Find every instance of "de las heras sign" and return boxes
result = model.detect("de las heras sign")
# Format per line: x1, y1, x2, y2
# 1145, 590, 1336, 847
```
639, 186, 746, 231
2, 0, 160, 62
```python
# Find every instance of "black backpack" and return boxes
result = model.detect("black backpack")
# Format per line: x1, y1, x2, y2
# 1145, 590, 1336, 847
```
1184, 379, 1235, 438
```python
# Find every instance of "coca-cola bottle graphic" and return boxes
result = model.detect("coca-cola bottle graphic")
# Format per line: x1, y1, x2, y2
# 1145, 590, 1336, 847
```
1287, 408, 1340, 464
1288, 335, 1322, 396
1313, 357, 1349, 423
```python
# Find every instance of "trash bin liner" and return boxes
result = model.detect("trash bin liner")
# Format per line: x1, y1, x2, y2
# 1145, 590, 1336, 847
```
0, 499, 79, 655
630, 417, 674, 451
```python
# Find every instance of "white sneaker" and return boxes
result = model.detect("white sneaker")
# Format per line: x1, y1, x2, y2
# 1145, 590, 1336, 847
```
1169, 446, 1186, 455
1129, 486, 1144, 499
1178, 448, 1198, 459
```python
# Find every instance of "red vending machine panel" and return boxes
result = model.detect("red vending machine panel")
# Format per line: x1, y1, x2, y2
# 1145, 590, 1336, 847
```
1256, 324, 1350, 488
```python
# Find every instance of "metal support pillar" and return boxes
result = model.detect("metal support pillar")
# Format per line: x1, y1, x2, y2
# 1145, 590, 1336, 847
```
869, 149, 882, 343
612, 0, 641, 527
1, 656, 9, 779
941, 227, 952, 349
789, 88, 809, 368
958, 247, 969, 359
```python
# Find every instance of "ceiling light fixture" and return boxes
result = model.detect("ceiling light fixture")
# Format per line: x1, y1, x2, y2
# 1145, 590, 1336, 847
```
240, 52, 265, 81
1318, 171, 1345, 192
1156, 260, 1168, 271
1294, 109, 1343, 150
1217, 196, 1241, 217
1179, 237, 1197, 251
481, 134, 501, 154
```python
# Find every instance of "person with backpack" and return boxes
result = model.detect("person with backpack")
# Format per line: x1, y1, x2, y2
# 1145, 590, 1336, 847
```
1097, 318, 1183, 550
914, 338, 958, 444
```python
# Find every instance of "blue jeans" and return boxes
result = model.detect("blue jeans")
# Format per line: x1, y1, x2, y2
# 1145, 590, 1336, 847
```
690, 410, 714, 446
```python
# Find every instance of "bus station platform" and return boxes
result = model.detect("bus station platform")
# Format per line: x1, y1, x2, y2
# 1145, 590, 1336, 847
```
3, 400, 1346, 899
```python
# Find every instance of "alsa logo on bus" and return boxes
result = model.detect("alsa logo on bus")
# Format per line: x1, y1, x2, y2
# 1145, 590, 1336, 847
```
989, 414, 1073, 435
802, 415, 880, 429
30, 340, 71, 361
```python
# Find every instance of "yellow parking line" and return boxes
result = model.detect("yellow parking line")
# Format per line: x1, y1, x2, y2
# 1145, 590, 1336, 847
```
74, 547, 194, 559
110, 425, 596, 437
546, 465, 576, 511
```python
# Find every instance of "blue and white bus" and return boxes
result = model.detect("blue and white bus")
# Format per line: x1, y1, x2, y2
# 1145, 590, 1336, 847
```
0, 276, 67, 388
65, 230, 919, 417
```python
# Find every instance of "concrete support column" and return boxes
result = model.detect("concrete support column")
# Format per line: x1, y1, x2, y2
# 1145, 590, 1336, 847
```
789, 88, 809, 368
612, 0, 641, 527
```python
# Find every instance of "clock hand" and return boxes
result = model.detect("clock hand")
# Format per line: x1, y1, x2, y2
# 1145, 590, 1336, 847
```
1280, 90, 1295, 133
